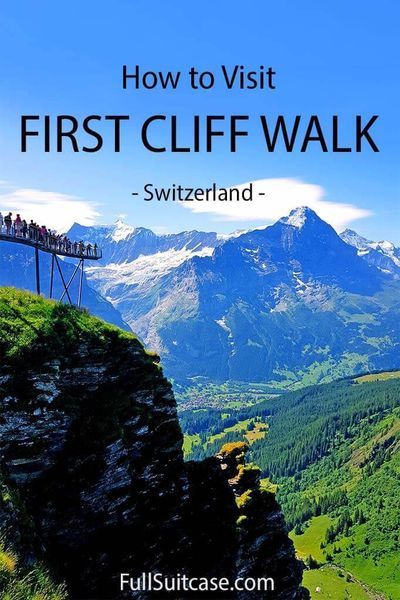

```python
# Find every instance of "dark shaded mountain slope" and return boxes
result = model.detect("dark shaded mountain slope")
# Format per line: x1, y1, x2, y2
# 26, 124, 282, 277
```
150, 207, 400, 383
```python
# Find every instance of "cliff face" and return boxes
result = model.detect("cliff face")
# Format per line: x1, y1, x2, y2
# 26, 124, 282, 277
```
0, 289, 306, 599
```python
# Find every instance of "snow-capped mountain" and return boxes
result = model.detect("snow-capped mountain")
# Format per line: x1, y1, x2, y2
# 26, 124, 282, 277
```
66, 208, 400, 387
2, 208, 398, 387
66, 221, 224, 331
279, 205, 315, 228
340, 229, 400, 277
67, 220, 223, 264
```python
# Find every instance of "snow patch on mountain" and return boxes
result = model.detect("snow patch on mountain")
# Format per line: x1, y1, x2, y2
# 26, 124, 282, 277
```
292, 271, 309, 295
340, 229, 372, 251
341, 229, 400, 274
86, 246, 215, 295
110, 219, 136, 242
215, 316, 231, 334
370, 241, 400, 267
217, 229, 249, 240
279, 206, 312, 228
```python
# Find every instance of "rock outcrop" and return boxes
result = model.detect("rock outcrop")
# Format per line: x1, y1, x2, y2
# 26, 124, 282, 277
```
0, 288, 306, 599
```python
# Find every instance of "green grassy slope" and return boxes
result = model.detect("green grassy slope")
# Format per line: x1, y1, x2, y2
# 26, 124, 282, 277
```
0, 287, 136, 367
302, 566, 372, 599
182, 374, 400, 598
280, 405, 400, 599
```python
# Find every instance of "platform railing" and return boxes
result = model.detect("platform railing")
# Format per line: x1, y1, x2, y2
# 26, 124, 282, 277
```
0, 227, 102, 306
0, 230, 102, 260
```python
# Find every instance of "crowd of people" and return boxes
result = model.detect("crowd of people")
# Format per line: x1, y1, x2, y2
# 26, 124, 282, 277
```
0, 211, 99, 257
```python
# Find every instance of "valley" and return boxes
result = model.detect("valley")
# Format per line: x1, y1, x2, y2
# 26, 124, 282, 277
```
181, 373, 400, 599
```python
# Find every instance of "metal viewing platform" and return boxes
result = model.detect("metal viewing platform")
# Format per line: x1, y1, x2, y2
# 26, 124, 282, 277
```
0, 231, 102, 307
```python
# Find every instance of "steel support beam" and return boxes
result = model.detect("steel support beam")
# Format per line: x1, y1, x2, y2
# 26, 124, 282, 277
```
49, 253, 55, 298
0, 237, 99, 307
35, 246, 40, 295
54, 255, 73, 305
60, 259, 82, 303
78, 259, 84, 308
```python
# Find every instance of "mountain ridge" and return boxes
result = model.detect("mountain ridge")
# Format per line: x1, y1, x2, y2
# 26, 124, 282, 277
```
340, 228, 400, 277
64, 208, 400, 387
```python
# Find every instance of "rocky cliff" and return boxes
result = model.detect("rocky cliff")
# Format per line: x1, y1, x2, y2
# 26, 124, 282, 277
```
0, 288, 306, 599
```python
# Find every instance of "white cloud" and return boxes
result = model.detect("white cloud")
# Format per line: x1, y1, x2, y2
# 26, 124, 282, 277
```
0, 186, 100, 232
180, 178, 372, 232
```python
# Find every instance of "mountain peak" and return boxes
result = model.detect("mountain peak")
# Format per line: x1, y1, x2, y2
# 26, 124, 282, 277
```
279, 206, 318, 229
378, 240, 396, 251
110, 219, 135, 242
340, 229, 371, 250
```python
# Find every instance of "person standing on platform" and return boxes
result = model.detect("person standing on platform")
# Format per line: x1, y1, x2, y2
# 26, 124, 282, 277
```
4, 212, 12, 235
14, 214, 22, 237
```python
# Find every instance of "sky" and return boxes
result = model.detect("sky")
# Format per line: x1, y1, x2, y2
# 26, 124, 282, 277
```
0, 0, 399, 241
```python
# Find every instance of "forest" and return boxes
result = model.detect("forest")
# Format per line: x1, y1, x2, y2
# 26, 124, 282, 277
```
182, 374, 400, 598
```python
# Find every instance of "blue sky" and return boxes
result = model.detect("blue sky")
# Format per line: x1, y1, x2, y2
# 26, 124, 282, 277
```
0, 0, 399, 241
